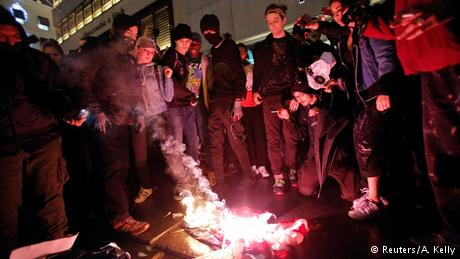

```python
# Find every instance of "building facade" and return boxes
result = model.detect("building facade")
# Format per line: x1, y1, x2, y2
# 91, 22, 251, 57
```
51, 0, 328, 54
0, 0, 55, 49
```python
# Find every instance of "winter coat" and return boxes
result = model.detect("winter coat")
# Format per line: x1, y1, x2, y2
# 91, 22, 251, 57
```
252, 32, 302, 97
161, 48, 197, 107
138, 62, 174, 116
0, 47, 73, 155
81, 43, 145, 125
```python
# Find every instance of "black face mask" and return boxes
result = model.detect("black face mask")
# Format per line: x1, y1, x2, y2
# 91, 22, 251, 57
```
115, 36, 135, 53
204, 34, 222, 46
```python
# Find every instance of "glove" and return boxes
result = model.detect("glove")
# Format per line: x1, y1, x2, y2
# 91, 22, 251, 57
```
232, 99, 243, 122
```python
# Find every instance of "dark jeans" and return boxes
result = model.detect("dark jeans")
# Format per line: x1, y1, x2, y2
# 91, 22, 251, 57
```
421, 65, 460, 244
262, 95, 298, 177
131, 114, 165, 189
207, 97, 252, 186
96, 124, 131, 225
167, 106, 199, 162
243, 105, 268, 168
0, 137, 68, 258
196, 103, 212, 168
353, 102, 391, 178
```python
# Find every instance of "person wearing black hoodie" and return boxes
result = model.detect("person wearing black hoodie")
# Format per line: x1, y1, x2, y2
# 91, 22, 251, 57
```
200, 14, 255, 197
80, 13, 149, 235
0, 6, 71, 257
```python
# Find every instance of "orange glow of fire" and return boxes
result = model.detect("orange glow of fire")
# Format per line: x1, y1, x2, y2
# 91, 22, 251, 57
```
181, 195, 308, 252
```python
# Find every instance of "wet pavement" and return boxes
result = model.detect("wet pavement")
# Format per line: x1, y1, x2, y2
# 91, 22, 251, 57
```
66, 164, 451, 259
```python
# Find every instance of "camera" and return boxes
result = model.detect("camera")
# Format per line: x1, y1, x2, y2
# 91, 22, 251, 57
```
341, 0, 387, 25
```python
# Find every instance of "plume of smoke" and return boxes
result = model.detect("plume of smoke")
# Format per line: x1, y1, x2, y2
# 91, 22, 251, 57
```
149, 115, 225, 228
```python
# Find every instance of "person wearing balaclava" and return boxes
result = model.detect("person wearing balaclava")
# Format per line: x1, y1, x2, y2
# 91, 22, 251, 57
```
0, 6, 72, 257
80, 13, 150, 235
199, 14, 255, 197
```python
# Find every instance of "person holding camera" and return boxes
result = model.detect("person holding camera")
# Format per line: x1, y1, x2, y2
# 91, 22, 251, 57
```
301, 0, 401, 220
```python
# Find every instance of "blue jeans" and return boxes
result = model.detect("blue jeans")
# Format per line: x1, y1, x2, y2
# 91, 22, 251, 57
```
167, 106, 200, 161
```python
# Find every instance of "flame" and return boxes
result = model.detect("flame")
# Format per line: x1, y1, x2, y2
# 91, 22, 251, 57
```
151, 116, 308, 256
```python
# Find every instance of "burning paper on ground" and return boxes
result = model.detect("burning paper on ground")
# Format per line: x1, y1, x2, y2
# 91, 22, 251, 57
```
150, 117, 309, 258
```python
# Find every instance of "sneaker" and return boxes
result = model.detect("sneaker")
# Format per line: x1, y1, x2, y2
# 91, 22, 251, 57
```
353, 188, 389, 207
257, 166, 270, 178
251, 165, 258, 176
289, 169, 299, 188
113, 216, 150, 235
348, 197, 383, 220
273, 178, 286, 195
134, 187, 153, 204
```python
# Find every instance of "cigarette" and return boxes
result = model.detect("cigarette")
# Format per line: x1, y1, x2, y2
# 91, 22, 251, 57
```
271, 110, 278, 113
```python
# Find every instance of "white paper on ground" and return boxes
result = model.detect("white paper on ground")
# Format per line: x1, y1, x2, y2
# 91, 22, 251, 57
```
10, 233, 79, 259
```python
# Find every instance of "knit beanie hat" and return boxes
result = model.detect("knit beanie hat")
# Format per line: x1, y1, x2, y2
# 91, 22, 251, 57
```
200, 14, 220, 33
171, 23, 192, 41
112, 13, 138, 38
191, 32, 202, 42
136, 36, 158, 52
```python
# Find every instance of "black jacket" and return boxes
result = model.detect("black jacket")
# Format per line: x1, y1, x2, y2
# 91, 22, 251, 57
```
81, 42, 145, 125
253, 32, 302, 97
0, 46, 73, 155
161, 47, 197, 107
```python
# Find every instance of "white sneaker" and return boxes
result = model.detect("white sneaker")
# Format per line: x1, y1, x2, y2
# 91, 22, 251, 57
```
134, 187, 153, 204
353, 188, 389, 207
257, 166, 270, 178
251, 165, 258, 176
348, 197, 383, 220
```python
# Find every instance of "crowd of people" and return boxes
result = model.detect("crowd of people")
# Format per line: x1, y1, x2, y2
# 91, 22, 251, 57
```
0, 0, 459, 257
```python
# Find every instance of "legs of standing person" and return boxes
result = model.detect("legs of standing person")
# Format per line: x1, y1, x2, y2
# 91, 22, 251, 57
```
222, 107, 254, 188
131, 123, 151, 189
167, 106, 199, 162
27, 137, 68, 240
182, 106, 200, 162
421, 65, 460, 244
97, 125, 131, 225
207, 99, 228, 190
167, 107, 185, 144
262, 95, 284, 178
242, 107, 258, 168
349, 104, 389, 219
243, 105, 268, 172
0, 151, 25, 258
283, 112, 299, 186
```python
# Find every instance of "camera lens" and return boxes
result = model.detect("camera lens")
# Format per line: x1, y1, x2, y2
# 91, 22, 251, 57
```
314, 75, 326, 85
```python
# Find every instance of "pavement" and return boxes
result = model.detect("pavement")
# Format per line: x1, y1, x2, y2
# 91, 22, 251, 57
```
66, 165, 447, 259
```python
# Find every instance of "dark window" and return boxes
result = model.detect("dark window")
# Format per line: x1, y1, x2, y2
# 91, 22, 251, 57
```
38, 16, 50, 27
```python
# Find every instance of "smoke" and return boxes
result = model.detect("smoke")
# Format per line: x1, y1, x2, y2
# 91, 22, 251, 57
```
148, 115, 225, 228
